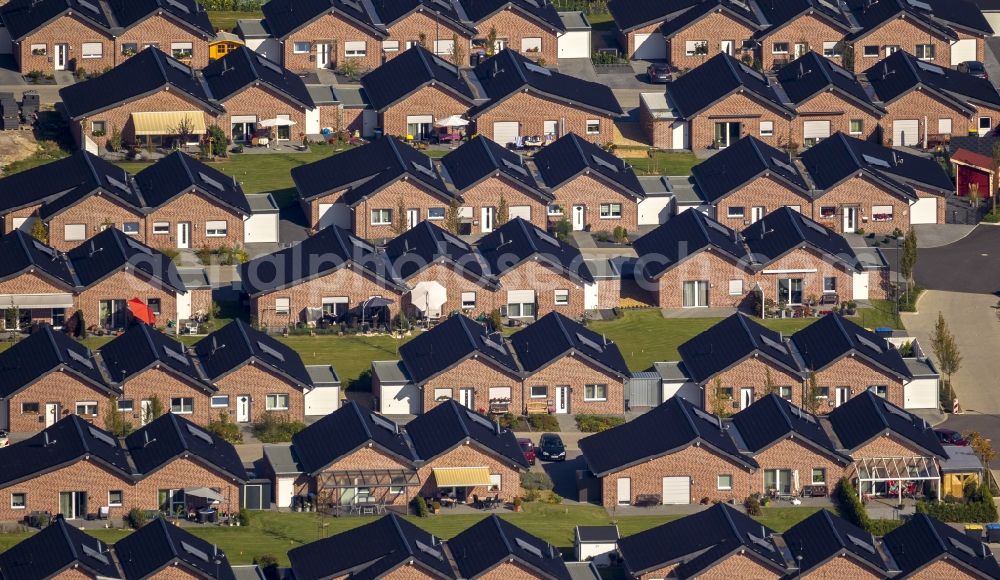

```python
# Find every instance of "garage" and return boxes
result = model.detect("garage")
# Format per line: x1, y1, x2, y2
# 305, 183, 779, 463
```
904, 378, 939, 409
892, 119, 920, 146
671, 120, 688, 150
803, 120, 830, 146
950, 38, 977, 65
244, 193, 279, 244
492, 121, 519, 148
557, 19, 591, 59
910, 196, 938, 224
318, 203, 350, 229
374, 360, 419, 414
661, 476, 690, 504
633, 32, 666, 60
304, 364, 341, 416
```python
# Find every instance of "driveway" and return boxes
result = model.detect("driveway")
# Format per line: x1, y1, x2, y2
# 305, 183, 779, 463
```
912, 226, 1000, 293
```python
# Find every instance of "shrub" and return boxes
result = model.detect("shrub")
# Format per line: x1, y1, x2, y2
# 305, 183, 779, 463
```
413, 496, 429, 517
547, 493, 563, 504
527, 414, 559, 431
252, 412, 306, 443
743, 494, 761, 516
575, 414, 625, 433
553, 219, 572, 241
207, 411, 243, 444
613, 226, 628, 244
238, 508, 252, 526
835, 477, 872, 530
521, 471, 554, 491
867, 518, 905, 535
916, 483, 997, 523
126, 507, 147, 529
524, 489, 541, 502
253, 554, 279, 580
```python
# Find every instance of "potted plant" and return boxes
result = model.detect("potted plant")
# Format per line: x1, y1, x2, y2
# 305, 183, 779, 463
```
431, 501, 442, 514
512, 497, 523, 512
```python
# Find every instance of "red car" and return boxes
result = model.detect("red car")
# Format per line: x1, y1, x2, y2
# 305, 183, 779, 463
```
935, 429, 969, 446
518, 438, 536, 465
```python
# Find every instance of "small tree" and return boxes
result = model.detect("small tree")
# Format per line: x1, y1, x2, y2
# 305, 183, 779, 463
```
143, 395, 164, 424
711, 377, 730, 417
992, 141, 1000, 214
966, 431, 997, 468
207, 124, 228, 158
391, 196, 408, 235
763, 367, 777, 395
444, 198, 461, 234
900, 227, 917, 290
805, 372, 821, 414
931, 312, 962, 409
174, 115, 195, 149
30, 218, 48, 244
841, 44, 854, 71
495, 194, 509, 227
450, 33, 465, 69
486, 27, 498, 56
109, 124, 123, 153
104, 395, 133, 437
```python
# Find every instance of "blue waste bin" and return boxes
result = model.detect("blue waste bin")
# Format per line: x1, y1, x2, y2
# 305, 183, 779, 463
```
986, 523, 1000, 542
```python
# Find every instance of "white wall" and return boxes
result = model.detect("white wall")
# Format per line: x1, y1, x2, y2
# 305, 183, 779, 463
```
904, 377, 939, 409
576, 542, 617, 566
638, 196, 672, 225
558, 31, 591, 58
275, 476, 295, 508
381, 383, 420, 414
244, 213, 279, 243
662, 381, 699, 404
304, 385, 340, 415
245, 38, 281, 61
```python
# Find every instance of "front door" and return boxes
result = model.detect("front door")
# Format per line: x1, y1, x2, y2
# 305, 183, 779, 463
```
572, 205, 585, 231
406, 209, 419, 230
177, 222, 191, 249
842, 206, 857, 233
54, 44, 68, 70
835, 387, 850, 407
740, 387, 754, 410
751, 206, 765, 223
682, 280, 709, 308
59, 491, 87, 519
45, 403, 59, 427
236, 395, 251, 422
555, 385, 570, 414
140, 399, 152, 425
458, 388, 474, 409
794, 43, 808, 57
714, 122, 741, 148
720, 40, 734, 55
316, 43, 331, 68
481, 207, 495, 233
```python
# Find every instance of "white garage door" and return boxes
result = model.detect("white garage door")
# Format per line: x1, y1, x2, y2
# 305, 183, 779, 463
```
381, 383, 421, 414
951, 38, 977, 65
905, 378, 939, 409
803, 120, 831, 143
671, 120, 688, 150
662, 476, 690, 504
493, 121, 519, 148
558, 31, 591, 58
509, 205, 531, 220
304, 385, 340, 415
318, 203, 350, 229
893, 119, 920, 146
244, 213, 278, 243
634, 32, 667, 60
910, 196, 938, 224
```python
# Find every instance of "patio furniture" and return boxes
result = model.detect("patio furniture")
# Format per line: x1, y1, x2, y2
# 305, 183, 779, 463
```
819, 293, 838, 306
98, 506, 110, 519
258, 137, 269, 147
801, 485, 828, 498
634, 494, 660, 507
523, 135, 543, 148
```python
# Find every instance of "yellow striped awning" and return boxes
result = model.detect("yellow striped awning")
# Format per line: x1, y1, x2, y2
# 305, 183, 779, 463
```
131, 111, 207, 136
431, 467, 491, 487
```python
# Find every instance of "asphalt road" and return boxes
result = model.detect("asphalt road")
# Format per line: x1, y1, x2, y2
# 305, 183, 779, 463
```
938, 413, 1000, 469
911, 226, 1000, 294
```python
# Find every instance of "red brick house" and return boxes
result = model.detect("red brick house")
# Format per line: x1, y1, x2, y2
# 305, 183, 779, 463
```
0, 516, 122, 578
754, 0, 853, 71
782, 509, 899, 579
0, 0, 214, 74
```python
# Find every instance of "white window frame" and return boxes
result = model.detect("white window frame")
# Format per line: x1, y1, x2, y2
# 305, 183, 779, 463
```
863, 45, 879, 58
170, 397, 194, 414
91, 120, 106, 134
520, 37, 542, 53
980, 116, 992, 131
760, 121, 774, 137
371, 209, 392, 225
820, 206, 836, 219
10, 493, 25, 510
547, 204, 564, 216
433, 39, 455, 56
117, 399, 134, 412
211, 395, 230, 408
772, 42, 789, 54
64, 224, 86, 241
266, 393, 290, 410
170, 42, 193, 59
461, 291, 476, 310
824, 276, 837, 293
728, 279, 743, 296
108, 490, 124, 507
345, 41, 367, 57
275, 297, 290, 314
717, 474, 733, 490
76, 401, 98, 416
428, 207, 445, 220
30, 44, 46, 56
728, 206, 745, 219
82, 42, 102, 59
872, 205, 894, 222
293, 41, 311, 54
850, 119, 863, 135
915, 44, 935, 60
599, 203, 622, 219
554, 289, 569, 305
530, 385, 547, 399
938, 118, 953, 135
206, 220, 228, 237
122, 222, 140, 235
684, 40, 707, 56
812, 468, 826, 484
585, 119, 600, 135
489, 473, 502, 492
153, 221, 170, 234
382, 40, 399, 52
433, 388, 452, 401
584, 383, 607, 401
822, 41, 841, 57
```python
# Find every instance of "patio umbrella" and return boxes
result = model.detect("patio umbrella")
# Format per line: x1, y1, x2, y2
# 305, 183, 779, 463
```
258, 118, 297, 127
434, 115, 469, 127
184, 487, 225, 503
127, 298, 155, 325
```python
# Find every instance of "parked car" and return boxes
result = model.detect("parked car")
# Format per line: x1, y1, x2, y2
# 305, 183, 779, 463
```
935, 428, 969, 446
958, 61, 988, 79
517, 438, 536, 465
537, 433, 566, 461
646, 63, 676, 83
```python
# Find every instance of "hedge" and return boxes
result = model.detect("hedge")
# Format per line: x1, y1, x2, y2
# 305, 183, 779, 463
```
916, 483, 997, 523
834, 477, 903, 535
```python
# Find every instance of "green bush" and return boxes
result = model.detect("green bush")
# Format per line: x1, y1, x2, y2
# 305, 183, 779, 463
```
916, 483, 997, 523
867, 518, 905, 535
553, 219, 572, 241
520, 471, 554, 491
835, 477, 872, 530
983, 211, 1000, 223
126, 507, 147, 529
238, 508, 252, 526
575, 414, 625, 433
251, 412, 306, 443
253, 554, 279, 580
744, 494, 762, 516
527, 414, 559, 431
413, 496, 429, 517
207, 411, 243, 444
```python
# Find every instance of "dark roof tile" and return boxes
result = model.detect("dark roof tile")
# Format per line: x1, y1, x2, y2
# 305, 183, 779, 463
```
509, 312, 628, 376
406, 399, 529, 467
678, 313, 803, 383
476, 217, 593, 283
361, 45, 473, 110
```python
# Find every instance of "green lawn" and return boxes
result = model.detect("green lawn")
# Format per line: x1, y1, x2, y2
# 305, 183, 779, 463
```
627, 151, 699, 176
207, 10, 263, 33
0, 505, 823, 566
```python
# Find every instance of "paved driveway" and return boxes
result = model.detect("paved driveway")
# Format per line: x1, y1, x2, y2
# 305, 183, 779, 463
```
912, 226, 1000, 293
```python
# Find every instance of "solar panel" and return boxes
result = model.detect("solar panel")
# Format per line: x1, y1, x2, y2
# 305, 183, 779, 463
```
816, 0, 839, 13
575, 332, 604, 353
788, 405, 816, 424
186, 423, 215, 445
164, 0, 192, 14
198, 172, 225, 191
257, 340, 286, 362
847, 534, 876, 554
830, 62, 856, 80
916, 60, 944, 75
181, 541, 210, 562
906, 0, 931, 11
501, 158, 529, 177
802, 217, 830, 236
351, 237, 374, 252
106, 174, 131, 194
77, 0, 100, 14
948, 536, 979, 559
88, 426, 117, 447
521, 0, 540, 7
81, 543, 110, 565
163, 344, 191, 366
862, 154, 891, 169
855, 333, 883, 353
591, 154, 620, 173
746, 532, 776, 553
125, 236, 153, 255
371, 413, 398, 434
32, 239, 57, 257
67, 348, 95, 369
341, 0, 364, 11
465, 409, 497, 431
770, 156, 797, 175
883, 401, 912, 420
692, 406, 720, 426
760, 333, 787, 354
415, 539, 443, 560
411, 161, 439, 180
535, 229, 561, 247
515, 537, 544, 558
256, 55, 284, 75
523, 61, 552, 76
167, 58, 192, 74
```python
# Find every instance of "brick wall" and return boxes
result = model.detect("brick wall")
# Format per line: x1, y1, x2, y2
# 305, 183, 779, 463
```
382, 564, 440, 579
456, 176, 549, 234
791, 91, 882, 145
597, 278, 620, 309
714, 176, 813, 230
0, 459, 133, 521
914, 186, 946, 226
474, 92, 615, 146
16, 17, 114, 74
308, 446, 413, 505
848, 19, 961, 73
119, 367, 214, 427
689, 92, 793, 150
668, 12, 755, 70
383, 10, 467, 65
522, 356, 624, 415
378, 85, 470, 138
752, 438, 846, 493
115, 16, 211, 69
546, 174, 639, 233
211, 363, 305, 423
813, 176, 911, 235
1, 205, 40, 235
908, 559, 978, 580
694, 552, 783, 579
417, 443, 523, 502
0, 270, 70, 296
621, 22, 661, 60
144, 191, 246, 251
134, 456, 242, 516
473, 9, 558, 65
248, 264, 403, 330
879, 90, 973, 147
74, 270, 183, 330
218, 85, 309, 145
400, 262, 496, 320
599, 445, 754, 509
47, 196, 146, 252
653, 250, 752, 309
421, 357, 522, 414
637, 563, 678, 580
703, 356, 804, 411
281, 13, 382, 72
801, 555, 883, 580
6, 372, 110, 433
353, 181, 454, 240
494, 259, 586, 319
812, 357, 905, 412
640, 100, 673, 149
476, 560, 542, 580
851, 433, 925, 459
755, 247, 856, 309
758, 15, 845, 71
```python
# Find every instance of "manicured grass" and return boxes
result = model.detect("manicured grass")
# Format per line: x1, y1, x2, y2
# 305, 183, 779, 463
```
0, 505, 824, 566
207, 10, 263, 33
627, 151, 700, 176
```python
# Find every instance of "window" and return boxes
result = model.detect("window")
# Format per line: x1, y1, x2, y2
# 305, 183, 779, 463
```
729, 279, 743, 295
547, 204, 563, 216
266, 394, 289, 410
824, 277, 836, 293
850, 119, 864, 135
206, 220, 227, 237
371, 209, 392, 225
117, 399, 134, 412
30, 44, 46, 56
937, 118, 953, 135
586, 119, 600, 135
11, 493, 25, 509
146, 298, 161, 315
76, 401, 98, 415
208, 395, 229, 408
885, 45, 900, 55
149, 221, 169, 235
872, 205, 893, 222
822, 41, 841, 57
64, 224, 86, 241
820, 206, 836, 219
52, 308, 65, 327
584, 384, 607, 401
811, 468, 826, 484
778, 386, 792, 400
108, 490, 123, 507
461, 292, 476, 309
530, 385, 547, 398
521, 37, 542, 53
272, 298, 291, 316
554, 289, 569, 305
345, 41, 367, 57
817, 386, 829, 399
382, 40, 399, 52
293, 41, 311, 54
170, 397, 193, 414
91, 120, 106, 135
915, 44, 935, 60
869, 385, 888, 398
121, 222, 139, 235
82, 42, 102, 59
489, 473, 502, 491
778, 278, 803, 304
322, 297, 349, 316
433, 388, 452, 401
685, 40, 707, 56
20, 402, 39, 414
170, 42, 193, 60
760, 121, 774, 137
717, 474, 733, 490
428, 207, 445, 220
121, 42, 138, 56
980, 117, 992, 131
433, 39, 454, 55
863, 45, 879, 57
772, 42, 789, 54
599, 203, 621, 218
728, 206, 745, 219
507, 290, 536, 318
